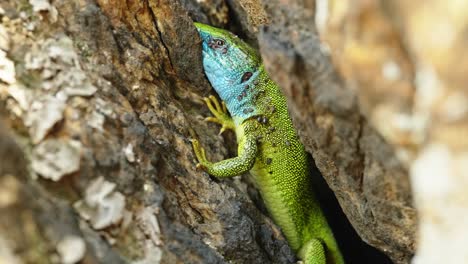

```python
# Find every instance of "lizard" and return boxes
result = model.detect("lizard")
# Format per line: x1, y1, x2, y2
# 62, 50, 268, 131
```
191, 22, 345, 264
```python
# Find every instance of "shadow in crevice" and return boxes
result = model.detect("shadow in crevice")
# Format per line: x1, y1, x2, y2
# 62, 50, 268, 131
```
307, 155, 394, 264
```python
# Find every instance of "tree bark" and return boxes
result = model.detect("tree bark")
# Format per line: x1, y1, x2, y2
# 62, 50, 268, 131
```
4, 0, 464, 263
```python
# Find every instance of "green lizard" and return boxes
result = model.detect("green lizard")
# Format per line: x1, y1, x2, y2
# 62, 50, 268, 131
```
191, 22, 345, 264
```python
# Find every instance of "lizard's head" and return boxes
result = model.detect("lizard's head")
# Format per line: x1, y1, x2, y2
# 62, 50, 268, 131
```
194, 22, 261, 93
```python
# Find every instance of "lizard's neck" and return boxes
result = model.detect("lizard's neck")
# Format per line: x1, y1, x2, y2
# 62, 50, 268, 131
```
214, 66, 267, 123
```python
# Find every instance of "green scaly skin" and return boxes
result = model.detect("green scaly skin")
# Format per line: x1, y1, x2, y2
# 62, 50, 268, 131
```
191, 23, 344, 264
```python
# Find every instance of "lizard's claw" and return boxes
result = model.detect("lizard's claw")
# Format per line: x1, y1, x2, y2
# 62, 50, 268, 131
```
204, 116, 220, 124
204, 117, 232, 135
204, 96, 235, 133
191, 138, 209, 171
219, 125, 229, 135
195, 163, 207, 171
204, 95, 224, 114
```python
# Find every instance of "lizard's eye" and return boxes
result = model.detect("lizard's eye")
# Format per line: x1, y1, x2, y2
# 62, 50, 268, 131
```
215, 39, 225, 46
208, 38, 228, 54
209, 38, 227, 50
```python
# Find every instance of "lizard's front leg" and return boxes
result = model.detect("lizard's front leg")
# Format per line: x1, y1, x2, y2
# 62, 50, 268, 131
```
191, 134, 257, 177
203, 95, 235, 135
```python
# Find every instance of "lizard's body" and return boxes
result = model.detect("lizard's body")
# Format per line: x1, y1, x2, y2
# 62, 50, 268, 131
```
192, 22, 344, 264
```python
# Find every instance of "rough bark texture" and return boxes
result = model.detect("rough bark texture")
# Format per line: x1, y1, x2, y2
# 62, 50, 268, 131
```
0, 0, 295, 263
5, 0, 465, 263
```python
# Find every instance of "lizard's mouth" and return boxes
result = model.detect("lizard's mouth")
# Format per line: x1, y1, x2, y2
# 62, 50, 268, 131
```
200, 43, 213, 60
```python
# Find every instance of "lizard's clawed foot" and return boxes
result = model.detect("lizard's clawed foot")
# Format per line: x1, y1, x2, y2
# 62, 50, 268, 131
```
191, 138, 209, 171
203, 95, 234, 134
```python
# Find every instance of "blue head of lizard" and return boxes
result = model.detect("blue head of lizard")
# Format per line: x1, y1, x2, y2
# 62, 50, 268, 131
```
194, 22, 263, 120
